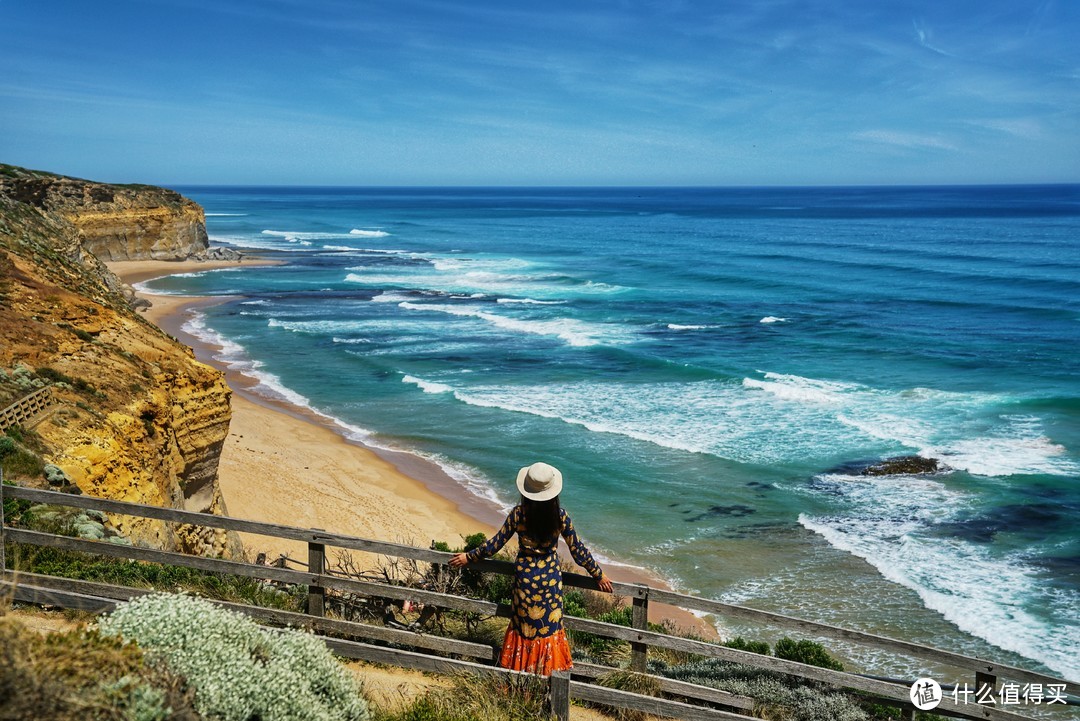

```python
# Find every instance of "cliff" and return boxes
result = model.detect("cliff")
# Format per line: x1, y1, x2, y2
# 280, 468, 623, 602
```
0, 164, 208, 261
0, 164, 238, 556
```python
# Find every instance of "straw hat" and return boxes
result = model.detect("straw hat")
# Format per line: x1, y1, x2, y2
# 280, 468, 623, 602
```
516, 462, 563, 501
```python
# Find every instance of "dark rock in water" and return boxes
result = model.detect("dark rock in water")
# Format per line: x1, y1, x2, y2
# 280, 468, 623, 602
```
860, 456, 947, 476
190, 246, 245, 262
685, 504, 756, 522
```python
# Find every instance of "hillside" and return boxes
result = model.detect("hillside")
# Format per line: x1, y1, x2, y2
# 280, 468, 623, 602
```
0, 164, 238, 555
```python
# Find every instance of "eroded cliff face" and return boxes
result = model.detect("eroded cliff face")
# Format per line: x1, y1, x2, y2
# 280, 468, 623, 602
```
0, 166, 208, 261
0, 165, 237, 556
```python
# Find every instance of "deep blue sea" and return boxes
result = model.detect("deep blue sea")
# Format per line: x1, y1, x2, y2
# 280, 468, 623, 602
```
148, 185, 1080, 681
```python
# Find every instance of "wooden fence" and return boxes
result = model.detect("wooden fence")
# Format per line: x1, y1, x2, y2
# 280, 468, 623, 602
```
1, 482, 1075, 721
0, 386, 53, 432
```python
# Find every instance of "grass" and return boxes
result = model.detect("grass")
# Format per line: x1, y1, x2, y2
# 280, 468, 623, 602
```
370, 672, 551, 721
0, 610, 199, 721
5, 543, 305, 612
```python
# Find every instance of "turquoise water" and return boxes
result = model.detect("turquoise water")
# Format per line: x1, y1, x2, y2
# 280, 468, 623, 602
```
148, 186, 1080, 680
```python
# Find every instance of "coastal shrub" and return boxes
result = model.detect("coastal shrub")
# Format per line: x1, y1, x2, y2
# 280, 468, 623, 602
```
0, 439, 45, 480
99, 592, 370, 721
650, 657, 870, 721
775, 637, 844, 671
0, 614, 198, 721
725, 636, 771, 656
36, 366, 101, 396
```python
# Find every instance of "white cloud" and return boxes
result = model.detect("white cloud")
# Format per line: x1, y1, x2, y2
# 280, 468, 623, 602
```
853, 130, 959, 152
964, 118, 1043, 139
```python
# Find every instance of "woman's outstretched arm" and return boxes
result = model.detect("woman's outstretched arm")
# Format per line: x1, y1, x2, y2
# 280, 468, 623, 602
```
449, 507, 519, 567
561, 510, 613, 592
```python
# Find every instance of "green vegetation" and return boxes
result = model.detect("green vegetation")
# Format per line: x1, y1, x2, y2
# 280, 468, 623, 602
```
7, 543, 304, 612
775, 637, 845, 671
37, 365, 105, 397
99, 593, 369, 721
0, 427, 46, 481
0, 612, 199, 721
370, 672, 549, 721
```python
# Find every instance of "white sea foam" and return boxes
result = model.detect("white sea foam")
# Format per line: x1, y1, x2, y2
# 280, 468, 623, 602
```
322, 245, 408, 254
349, 228, 391, 238
262, 229, 356, 240
397, 301, 624, 347
927, 416, 1079, 477
344, 250, 628, 299
667, 323, 714, 331
240, 299, 270, 306
742, 372, 851, 405
371, 291, 414, 303
131, 281, 185, 296
799, 473, 1080, 680
497, 298, 566, 305
390, 370, 1077, 478
402, 375, 454, 394
759, 316, 788, 323
182, 311, 376, 443
267, 317, 368, 335
182, 311, 250, 363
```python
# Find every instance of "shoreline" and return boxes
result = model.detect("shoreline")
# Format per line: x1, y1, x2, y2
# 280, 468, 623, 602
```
109, 258, 716, 635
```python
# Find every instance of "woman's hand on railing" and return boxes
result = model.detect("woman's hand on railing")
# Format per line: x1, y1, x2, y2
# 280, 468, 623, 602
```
598, 575, 613, 593
448, 552, 469, 568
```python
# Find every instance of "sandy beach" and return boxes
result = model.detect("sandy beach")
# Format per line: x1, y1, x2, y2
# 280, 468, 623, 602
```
108, 258, 714, 634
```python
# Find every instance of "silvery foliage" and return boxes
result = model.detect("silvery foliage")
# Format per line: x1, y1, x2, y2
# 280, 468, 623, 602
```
98, 593, 369, 721
650, 659, 870, 721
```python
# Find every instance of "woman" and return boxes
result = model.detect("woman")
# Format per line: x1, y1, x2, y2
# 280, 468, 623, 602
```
450, 461, 614, 676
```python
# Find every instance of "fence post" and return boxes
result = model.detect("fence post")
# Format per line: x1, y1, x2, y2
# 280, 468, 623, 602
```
307, 530, 326, 617
0, 469, 6, 573
975, 671, 996, 704
549, 669, 570, 721
630, 584, 649, 672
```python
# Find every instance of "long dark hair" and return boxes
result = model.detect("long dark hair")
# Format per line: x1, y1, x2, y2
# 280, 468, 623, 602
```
520, 495, 562, 540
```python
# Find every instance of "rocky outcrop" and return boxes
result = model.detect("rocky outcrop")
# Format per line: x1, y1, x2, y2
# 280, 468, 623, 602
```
0, 164, 208, 261
0, 164, 239, 557
860, 456, 948, 476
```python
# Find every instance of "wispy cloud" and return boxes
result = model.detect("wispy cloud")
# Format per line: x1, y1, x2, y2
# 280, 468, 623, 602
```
912, 19, 954, 57
853, 130, 959, 152
964, 118, 1043, 139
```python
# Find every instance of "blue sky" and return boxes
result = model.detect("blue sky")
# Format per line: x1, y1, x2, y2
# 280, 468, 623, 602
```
1, 0, 1077, 185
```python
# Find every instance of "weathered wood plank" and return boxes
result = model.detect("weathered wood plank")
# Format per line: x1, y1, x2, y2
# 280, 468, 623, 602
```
322, 636, 512, 678
3, 570, 495, 660
568, 680, 754, 721
649, 588, 1076, 695
550, 669, 571, 721
2, 486, 611, 591
9, 584, 119, 613
4, 528, 505, 616
565, 617, 1034, 721
573, 662, 757, 712
4, 486, 1070, 710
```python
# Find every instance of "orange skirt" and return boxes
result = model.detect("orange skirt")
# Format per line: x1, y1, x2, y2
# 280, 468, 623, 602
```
498, 627, 573, 676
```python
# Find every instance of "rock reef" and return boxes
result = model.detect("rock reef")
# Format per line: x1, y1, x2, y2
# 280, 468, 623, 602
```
0, 163, 239, 556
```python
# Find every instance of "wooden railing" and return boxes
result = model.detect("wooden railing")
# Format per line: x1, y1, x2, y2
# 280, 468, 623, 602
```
1, 482, 1075, 721
0, 386, 53, 432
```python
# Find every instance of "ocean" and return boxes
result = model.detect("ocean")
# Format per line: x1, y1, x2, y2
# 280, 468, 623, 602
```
146, 185, 1080, 682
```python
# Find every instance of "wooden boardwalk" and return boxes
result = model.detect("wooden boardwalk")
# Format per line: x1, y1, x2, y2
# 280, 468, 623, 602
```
1, 482, 1074, 721
0, 386, 54, 432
